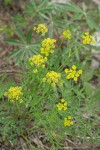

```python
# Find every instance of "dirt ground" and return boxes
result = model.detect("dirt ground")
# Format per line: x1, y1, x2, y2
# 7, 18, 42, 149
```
0, 0, 25, 82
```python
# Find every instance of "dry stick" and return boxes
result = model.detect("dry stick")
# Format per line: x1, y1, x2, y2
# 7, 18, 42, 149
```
63, 146, 90, 150
0, 70, 21, 73
65, 138, 77, 146
0, 70, 22, 77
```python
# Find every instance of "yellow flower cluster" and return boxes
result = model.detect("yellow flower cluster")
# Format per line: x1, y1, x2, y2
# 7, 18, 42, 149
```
29, 54, 47, 70
81, 32, 95, 45
40, 38, 56, 56
4, 86, 23, 104
63, 30, 71, 39
56, 99, 67, 111
65, 65, 82, 81
64, 116, 74, 126
34, 24, 48, 36
56, 99, 73, 127
42, 71, 62, 87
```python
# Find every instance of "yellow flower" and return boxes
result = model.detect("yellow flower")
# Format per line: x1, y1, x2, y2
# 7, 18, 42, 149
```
66, 75, 71, 79
63, 30, 71, 39
73, 77, 78, 81
56, 103, 63, 110
34, 24, 48, 36
75, 73, 80, 77
4, 86, 23, 100
72, 65, 76, 70
65, 65, 82, 81
19, 99, 23, 104
43, 71, 61, 87
4, 86, 23, 103
33, 69, 38, 74
40, 38, 56, 56
64, 117, 74, 127
64, 68, 69, 73
57, 99, 67, 111
63, 107, 67, 111
81, 32, 95, 45
78, 70, 82, 75
29, 54, 47, 68
63, 102, 67, 106
61, 98, 65, 103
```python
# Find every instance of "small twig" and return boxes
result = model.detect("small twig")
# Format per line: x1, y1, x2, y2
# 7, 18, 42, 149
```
0, 70, 21, 74
0, 70, 22, 78
62, 146, 73, 150
62, 146, 90, 150
66, 138, 76, 146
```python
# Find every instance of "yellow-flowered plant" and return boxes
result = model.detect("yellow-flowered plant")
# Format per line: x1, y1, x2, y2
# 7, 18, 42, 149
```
81, 32, 95, 44
4, 86, 23, 103
65, 65, 82, 81
40, 38, 56, 56
42, 71, 62, 87
29, 54, 47, 70
56, 99, 67, 111
64, 116, 74, 126
63, 30, 71, 39
33, 24, 48, 36
3, 22, 99, 148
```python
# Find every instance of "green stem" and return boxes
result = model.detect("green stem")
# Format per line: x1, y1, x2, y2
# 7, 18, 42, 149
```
58, 45, 82, 71
68, 45, 82, 59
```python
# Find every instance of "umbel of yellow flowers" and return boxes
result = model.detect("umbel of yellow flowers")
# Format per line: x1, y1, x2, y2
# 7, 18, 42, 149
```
40, 38, 56, 56
34, 24, 48, 36
81, 32, 95, 45
29, 54, 47, 68
4, 86, 23, 104
63, 30, 71, 39
56, 98, 67, 111
64, 116, 74, 126
29, 54, 48, 74
42, 71, 63, 87
65, 65, 82, 81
